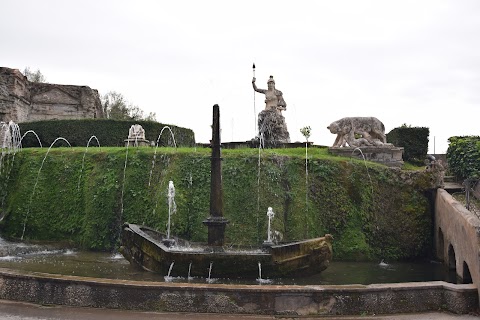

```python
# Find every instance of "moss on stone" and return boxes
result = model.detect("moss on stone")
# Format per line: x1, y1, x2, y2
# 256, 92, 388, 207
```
0, 147, 436, 261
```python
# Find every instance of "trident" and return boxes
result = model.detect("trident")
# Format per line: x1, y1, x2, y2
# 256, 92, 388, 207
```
253, 63, 256, 136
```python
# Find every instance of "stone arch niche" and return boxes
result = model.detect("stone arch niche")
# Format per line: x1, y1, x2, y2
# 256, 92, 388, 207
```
447, 244, 456, 271
462, 261, 473, 284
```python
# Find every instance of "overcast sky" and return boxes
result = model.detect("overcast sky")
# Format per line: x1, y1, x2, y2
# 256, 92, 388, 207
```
2, 0, 479, 153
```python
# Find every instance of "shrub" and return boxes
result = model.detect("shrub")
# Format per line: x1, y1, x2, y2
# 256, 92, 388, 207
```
447, 136, 480, 179
387, 126, 429, 165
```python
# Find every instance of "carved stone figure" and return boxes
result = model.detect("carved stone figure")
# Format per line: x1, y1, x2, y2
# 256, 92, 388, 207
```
252, 76, 286, 113
252, 76, 290, 145
125, 124, 149, 147
328, 117, 387, 148
425, 155, 445, 188
128, 124, 146, 140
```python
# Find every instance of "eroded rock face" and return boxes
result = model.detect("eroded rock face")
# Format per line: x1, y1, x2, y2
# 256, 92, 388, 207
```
0, 67, 104, 123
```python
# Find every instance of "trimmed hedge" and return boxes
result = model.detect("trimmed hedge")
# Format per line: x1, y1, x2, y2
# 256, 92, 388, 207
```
18, 119, 195, 148
387, 127, 429, 165
447, 136, 480, 179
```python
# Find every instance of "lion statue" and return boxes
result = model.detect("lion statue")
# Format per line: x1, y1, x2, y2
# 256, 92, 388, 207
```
327, 117, 387, 148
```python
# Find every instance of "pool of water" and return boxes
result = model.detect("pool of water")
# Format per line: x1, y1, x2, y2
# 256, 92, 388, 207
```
0, 238, 456, 285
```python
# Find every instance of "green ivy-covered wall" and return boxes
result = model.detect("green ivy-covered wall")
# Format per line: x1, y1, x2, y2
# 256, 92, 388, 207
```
0, 147, 436, 261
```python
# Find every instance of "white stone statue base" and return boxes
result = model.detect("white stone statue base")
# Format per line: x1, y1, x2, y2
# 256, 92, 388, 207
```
124, 138, 150, 147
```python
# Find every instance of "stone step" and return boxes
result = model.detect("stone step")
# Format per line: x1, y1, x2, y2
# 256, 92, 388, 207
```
444, 175, 457, 183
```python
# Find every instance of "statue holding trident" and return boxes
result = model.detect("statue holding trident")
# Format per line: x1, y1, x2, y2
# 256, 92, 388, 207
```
252, 72, 290, 145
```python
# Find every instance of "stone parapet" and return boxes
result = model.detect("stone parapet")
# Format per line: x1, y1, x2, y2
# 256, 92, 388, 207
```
328, 146, 404, 167
435, 189, 480, 305
0, 268, 477, 315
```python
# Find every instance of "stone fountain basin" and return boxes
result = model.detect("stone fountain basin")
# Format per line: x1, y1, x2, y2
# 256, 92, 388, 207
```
119, 223, 333, 279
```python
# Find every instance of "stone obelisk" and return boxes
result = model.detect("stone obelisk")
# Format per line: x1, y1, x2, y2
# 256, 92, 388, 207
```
203, 104, 229, 249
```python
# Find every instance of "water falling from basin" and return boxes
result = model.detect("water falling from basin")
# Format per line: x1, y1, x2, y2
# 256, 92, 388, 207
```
206, 261, 216, 283
164, 261, 175, 282
351, 147, 374, 196
188, 261, 193, 281
256, 261, 272, 285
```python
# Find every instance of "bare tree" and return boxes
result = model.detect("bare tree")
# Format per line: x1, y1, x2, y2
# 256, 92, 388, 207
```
23, 67, 46, 83
101, 91, 157, 121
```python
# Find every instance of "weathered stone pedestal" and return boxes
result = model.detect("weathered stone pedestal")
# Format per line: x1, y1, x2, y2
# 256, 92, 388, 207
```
328, 146, 404, 167
258, 109, 290, 145
124, 138, 149, 147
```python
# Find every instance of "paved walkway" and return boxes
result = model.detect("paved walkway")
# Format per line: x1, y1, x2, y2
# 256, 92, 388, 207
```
0, 300, 478, 320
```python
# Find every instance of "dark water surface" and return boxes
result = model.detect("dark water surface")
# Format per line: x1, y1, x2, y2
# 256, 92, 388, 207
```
0, 239, 456, 286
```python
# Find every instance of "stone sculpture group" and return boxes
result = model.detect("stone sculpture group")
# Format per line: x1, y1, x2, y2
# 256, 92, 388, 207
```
327, 117, 389, 148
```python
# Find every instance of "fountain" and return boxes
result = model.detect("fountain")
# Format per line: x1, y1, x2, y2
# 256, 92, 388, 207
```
206, 261, 215, 283
0, 121, 22, 219
164, 261, 175, 282
162, 180, 176, 247
263, 207, 275, 246
21, 137, 72, 240
124, 124, 149, 147
119, 104, 333, 279
148, 125, 177, 187
0, 121, 21, 152
0, 111, 477, 316
256, 261, 272, 284
77, 135, 100, 190
19, 130, 42, 148
187, 261, 193, 281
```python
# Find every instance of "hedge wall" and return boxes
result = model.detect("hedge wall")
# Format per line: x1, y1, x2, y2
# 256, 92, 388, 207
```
18, 119, 195, 148
387, 127, 429, 165
447, 136, 480, 179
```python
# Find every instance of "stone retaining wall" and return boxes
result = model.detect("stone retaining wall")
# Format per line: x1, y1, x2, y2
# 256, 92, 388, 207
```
0, 268, 477, 316
435, 189, 480, 304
